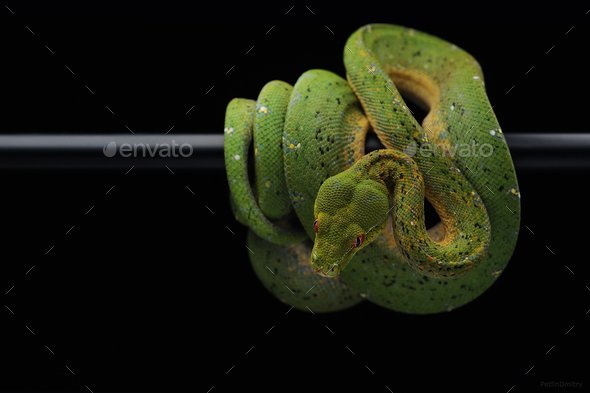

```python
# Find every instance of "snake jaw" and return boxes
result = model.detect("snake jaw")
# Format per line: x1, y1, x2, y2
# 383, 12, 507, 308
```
311, 255, 344, 278
313, 267, 338, 279
310, 240, 350, 278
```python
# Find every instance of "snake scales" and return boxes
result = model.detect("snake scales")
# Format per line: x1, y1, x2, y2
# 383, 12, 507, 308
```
224, 24, 520, 314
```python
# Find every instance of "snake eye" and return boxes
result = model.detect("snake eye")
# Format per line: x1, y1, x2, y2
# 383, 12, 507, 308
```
313, 219, 319, 233
354, 234, 365, 248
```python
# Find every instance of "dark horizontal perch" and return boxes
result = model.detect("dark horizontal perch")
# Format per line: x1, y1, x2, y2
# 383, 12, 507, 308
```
0, 133, 587, 170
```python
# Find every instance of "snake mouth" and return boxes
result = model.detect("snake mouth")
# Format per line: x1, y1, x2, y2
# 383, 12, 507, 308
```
311, 254, 340, 278
313, 266, 339, 278
311, 245, 346, 278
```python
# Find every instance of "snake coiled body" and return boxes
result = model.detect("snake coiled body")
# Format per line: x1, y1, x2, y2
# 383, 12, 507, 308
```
224, 24, 520, 314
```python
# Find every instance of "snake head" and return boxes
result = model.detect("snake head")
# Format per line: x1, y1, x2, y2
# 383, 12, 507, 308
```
311, 171, 389, 278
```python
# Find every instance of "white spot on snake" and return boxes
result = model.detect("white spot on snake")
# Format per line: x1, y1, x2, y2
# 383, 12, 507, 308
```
473, 76, 480, 80
258, 106, 269, 114
224, 127, 234, 134
234, 154, 241, 161
265, 180, 272, 188
489, 130, 496, 136
367, 65, 376, 74
510, 188, 520, 198
450, 104, 455, 111
360, 293, 368, 298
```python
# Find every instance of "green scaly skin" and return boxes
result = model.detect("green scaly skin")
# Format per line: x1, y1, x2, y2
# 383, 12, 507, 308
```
224, 24, 520, 314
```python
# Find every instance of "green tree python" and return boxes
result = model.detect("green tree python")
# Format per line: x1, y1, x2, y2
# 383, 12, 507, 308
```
224, 24, 520, 314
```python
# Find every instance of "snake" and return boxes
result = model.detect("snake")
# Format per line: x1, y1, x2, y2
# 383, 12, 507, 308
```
223, 24, 520, 314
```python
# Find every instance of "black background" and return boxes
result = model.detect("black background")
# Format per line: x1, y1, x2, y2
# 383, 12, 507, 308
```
0, 1, 588, 392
